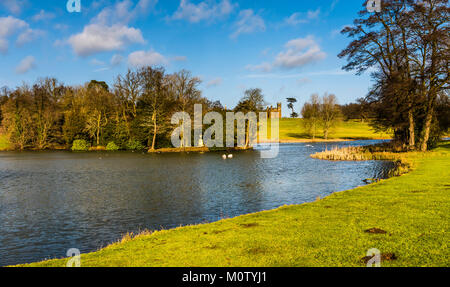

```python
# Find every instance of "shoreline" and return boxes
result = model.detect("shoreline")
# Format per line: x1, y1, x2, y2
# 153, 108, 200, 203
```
15, 142, 449, 267
0, 138, 393, 152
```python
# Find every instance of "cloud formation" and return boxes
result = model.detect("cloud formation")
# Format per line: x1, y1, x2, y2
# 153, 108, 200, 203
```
283, 8, 320, 26
206, 77, 223, 87
63, 0, 158, 57
93, 0, 158, 25
128, 50, 168, 67
0, 16, 41, 54
32, 10, 55, 22
68, 24, 145, 57
171, 0, 236, 23
15, 55, 36, 74
230, 9, 265, 39
246, 36, 326, 72
1, 0, 27, 14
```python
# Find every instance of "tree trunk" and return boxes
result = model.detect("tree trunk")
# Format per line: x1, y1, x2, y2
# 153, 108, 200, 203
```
245, 123, 249, 149
420, 108, 433, 152
150, 112, 157, 150
408, 108, 415, 149
96, 114, 101, 146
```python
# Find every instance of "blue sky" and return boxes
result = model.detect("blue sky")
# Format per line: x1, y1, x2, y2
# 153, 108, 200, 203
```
0, 0, 373, 116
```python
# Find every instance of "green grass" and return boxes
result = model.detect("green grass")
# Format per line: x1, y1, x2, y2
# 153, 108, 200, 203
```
0, 134, 10, 151
276, 118, 391, 141
20, 143, 449, 267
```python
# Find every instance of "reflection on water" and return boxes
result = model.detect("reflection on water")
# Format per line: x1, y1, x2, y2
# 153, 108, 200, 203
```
0, 140, 392, 266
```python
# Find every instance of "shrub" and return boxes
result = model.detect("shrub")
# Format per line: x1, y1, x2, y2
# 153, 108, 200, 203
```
106, 141, 120, 151
126, 139, 145, 151
71, 139, 90, 151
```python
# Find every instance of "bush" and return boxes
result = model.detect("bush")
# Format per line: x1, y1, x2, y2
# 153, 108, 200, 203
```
106, 141, 120, 151
71, 140, 90, 151
126, 139, 145, 151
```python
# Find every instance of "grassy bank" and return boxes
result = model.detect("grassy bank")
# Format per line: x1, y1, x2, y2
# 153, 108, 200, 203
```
276, 119, 391, 141
20, 143, 449, 267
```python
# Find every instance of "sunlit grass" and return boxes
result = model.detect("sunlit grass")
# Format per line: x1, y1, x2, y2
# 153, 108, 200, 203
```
19, 142, 450, 267
276, 118, 391, 141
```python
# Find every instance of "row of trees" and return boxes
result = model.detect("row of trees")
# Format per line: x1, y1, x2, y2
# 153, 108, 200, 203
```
0, 67, 276, 151
339, 0, 449, 151
0, 68, 216, 150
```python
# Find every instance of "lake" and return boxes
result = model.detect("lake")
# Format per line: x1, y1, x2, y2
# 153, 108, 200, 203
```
0, 140, 392, 266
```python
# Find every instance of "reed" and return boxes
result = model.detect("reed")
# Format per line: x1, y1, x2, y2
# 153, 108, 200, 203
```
311, 145, 411, 177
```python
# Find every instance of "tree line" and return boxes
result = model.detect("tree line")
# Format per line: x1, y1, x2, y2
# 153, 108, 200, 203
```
0, 68, 272, 151
339, 0, 449, 151
0, 68, 207, 150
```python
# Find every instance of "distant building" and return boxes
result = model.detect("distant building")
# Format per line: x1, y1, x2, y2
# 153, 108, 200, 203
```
266, 103, 282, 119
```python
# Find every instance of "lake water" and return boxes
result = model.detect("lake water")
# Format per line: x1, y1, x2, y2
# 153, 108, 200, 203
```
0, 140, 392, 266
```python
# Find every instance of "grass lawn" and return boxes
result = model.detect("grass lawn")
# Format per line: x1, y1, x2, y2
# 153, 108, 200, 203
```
276, 118, 391, 141
0, 134, 10, 151
20, 142, 449, 267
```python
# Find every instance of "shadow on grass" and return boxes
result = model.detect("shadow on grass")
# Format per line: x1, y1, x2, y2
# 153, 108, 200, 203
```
285, 133, 316, 139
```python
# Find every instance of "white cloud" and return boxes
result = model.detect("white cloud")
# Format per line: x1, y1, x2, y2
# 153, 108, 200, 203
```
274, 36, 326, 69
68, 24, 145, 57
90, 59, 105, 66
171, 0, 236, 23
32, 10, 55, 22
230, 9, 265, 39
245, 62, 272, 73
110, 54, 124, 66
15, 56, 36, 74
16, 28, 44, 46
206, 77, 222, 87
284, 8, 320, 26
128, 50, 168, 67
245, 69, 349, 79
93, 0, 158, 25
0, 16, 41, 54
1, 0, 27, 14
0, 16, 28, 38
246, 36, 326, 72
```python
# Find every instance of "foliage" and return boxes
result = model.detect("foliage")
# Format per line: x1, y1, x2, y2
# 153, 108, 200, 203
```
0, 68, 212, 151
71, 139, 90, 151
106, 142, 120, 151
339, 0, 449, 150
286, 97, 298, 118
126, 139, 145, 151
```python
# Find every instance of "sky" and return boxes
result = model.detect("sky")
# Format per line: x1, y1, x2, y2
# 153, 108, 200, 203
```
0, 0, 375, 116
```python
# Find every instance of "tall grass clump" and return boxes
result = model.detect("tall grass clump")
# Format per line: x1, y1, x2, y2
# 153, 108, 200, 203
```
311, 144, 411, 177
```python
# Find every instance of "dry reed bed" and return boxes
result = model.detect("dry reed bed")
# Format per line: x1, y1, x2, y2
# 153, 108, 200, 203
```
311, 145, 411, 177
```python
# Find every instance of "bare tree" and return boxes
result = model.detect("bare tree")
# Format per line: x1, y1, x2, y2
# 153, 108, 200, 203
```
301, 94, 321, 140
320, 93, 341, 140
